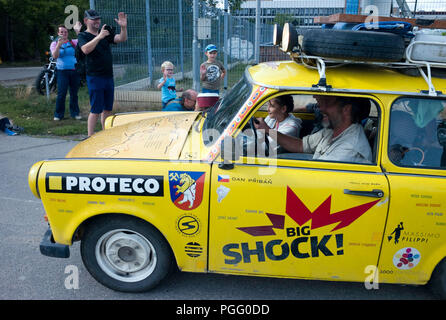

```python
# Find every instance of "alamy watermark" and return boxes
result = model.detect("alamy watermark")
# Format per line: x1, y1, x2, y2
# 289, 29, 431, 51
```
364, 265, 379, 290
64, 265, 79, 290
364, 5, 380, 30
64, 5, 79, 29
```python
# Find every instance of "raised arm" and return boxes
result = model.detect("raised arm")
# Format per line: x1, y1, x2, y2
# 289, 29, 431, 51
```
113, 12, 128, 43
80, 25, 109, 55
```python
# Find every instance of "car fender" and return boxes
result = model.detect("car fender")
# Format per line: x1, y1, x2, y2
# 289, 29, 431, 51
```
55, 209, 184, 270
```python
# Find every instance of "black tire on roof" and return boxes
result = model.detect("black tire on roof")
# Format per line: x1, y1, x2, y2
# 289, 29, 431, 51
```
301, 29, 406, 62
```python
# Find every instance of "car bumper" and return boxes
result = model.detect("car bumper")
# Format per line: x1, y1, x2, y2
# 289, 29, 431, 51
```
40, 228, 70, 258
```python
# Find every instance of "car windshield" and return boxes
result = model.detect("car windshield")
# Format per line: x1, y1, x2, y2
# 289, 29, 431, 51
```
202, 76, 252, 146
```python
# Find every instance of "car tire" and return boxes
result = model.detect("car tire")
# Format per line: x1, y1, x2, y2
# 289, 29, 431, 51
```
81, 215, 174, 292
428, 258, 446, 299
302, 29, 405, 62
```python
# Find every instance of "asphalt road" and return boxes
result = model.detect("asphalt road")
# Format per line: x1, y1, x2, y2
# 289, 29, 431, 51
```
0, 65, 126, 88
0, 67, 41, 87
0, 134, 438, 301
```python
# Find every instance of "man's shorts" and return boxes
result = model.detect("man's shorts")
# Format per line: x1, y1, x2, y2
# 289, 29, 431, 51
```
86, 76, 114, 114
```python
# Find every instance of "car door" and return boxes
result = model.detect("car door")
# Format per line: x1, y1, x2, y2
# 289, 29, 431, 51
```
378, 96, 446, 285
208, 94, 390, 282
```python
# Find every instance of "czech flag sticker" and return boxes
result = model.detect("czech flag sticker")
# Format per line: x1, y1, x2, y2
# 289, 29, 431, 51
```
218, 175, 230, 183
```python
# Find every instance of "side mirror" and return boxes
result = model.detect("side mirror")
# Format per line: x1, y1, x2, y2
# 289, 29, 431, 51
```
219, 136, 241, 170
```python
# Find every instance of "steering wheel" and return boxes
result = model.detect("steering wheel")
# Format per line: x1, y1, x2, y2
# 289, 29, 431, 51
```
390, 144, 425, 166
406, 147, 425, 166
249, 118, 258, 156
250, 117, 270, 157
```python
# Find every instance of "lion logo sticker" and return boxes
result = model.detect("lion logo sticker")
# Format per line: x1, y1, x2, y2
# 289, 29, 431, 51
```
169, 171, 206, 210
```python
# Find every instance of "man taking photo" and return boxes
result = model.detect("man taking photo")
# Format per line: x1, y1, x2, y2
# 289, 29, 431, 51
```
77, 9, 128, 137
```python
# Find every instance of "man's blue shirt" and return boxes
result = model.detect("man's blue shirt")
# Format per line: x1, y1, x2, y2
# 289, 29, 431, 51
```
162, 98, 186, 111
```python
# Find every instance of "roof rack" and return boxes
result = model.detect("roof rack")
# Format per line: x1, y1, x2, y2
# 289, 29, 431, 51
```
405, 39, 446, 96
289, 49, 446, 97
273, 20, 446, 96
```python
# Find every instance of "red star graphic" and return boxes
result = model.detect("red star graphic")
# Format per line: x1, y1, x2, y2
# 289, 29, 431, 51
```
285, 186, 380, 232
237, 187, 380, 236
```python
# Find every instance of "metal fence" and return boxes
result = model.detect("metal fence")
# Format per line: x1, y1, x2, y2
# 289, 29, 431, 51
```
90, 0, 281, 107
90, 0, 446, 108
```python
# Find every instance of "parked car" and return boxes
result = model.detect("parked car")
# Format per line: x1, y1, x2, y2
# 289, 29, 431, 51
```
29, 27, 446, 296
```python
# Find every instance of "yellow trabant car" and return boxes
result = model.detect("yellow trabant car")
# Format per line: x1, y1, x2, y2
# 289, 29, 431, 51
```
29, 59, 446, 296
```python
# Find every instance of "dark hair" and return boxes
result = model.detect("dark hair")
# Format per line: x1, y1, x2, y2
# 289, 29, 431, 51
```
58, 24, 68, 31
181, 90, 192, 100
337, 97, 370, 123
181, 90, 195, 105
273, 95, 294, 113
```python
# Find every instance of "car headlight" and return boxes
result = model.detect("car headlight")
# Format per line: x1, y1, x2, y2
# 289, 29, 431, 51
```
28, 161, 44, 199
273, 24, 282, 46
281, 22, 298, 53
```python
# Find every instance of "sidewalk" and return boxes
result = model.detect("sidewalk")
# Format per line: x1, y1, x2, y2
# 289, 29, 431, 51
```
0, 67, 41, 87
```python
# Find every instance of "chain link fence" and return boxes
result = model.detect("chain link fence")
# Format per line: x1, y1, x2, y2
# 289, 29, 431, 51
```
91, 0, 281, 108
91, 0, 446, 109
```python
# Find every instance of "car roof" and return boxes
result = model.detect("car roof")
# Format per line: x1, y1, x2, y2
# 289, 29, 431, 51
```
247, 60, 446, 97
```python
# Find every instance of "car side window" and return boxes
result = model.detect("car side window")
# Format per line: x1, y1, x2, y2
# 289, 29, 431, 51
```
388, 97, 446, 169
258, 94, 317, 139
250, 94, 379, 165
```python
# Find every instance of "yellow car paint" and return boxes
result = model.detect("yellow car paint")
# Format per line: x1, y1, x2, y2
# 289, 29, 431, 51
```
29, 59, 446, 291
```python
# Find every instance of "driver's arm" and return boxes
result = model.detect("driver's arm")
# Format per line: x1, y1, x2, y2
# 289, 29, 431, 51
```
255, 118, 303, 153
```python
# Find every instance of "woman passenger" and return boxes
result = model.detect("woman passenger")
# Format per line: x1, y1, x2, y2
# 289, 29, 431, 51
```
263, 95, 302, 152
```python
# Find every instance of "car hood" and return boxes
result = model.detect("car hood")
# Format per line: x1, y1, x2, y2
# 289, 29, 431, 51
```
66, 112, 200, 159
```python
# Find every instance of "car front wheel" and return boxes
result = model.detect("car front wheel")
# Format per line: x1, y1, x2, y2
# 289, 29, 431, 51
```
81, 215, 173, 292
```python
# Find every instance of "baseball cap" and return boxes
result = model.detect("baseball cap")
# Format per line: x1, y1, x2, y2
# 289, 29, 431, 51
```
205, 44, 218, 53
84, 9, 101, 19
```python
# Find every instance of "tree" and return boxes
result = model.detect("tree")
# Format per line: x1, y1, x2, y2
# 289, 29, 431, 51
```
273, 13, 295, 26
203, 0, 245, 13
0, 0, 88, 62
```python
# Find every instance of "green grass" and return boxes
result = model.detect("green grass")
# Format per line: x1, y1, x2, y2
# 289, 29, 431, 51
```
0, 85, 97, 138
0, 62, 249, 138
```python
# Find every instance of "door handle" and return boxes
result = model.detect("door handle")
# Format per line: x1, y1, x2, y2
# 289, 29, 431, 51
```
343, 189, 384, 198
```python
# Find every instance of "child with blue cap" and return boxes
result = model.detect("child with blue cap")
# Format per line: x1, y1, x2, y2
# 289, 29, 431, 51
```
200, 44, 226, 94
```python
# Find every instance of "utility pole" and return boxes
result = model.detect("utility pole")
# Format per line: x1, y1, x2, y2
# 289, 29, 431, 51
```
224, 0, 228, 90
178, 0, 184, 78
255, 0, 260, 64
193, 0, 200, 91
145, 0, 153, 85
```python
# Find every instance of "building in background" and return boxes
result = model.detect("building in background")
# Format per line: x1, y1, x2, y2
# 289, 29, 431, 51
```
234, 0, 446, 22
233, 0, 344, 27
89, 0, 446, 101
413, 10, 446, 20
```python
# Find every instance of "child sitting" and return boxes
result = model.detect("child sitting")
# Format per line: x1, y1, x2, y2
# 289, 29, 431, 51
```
157, 61, 182, 108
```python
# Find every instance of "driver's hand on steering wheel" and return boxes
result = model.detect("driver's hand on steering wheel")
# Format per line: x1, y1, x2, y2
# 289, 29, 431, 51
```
253, 118, 270, 133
